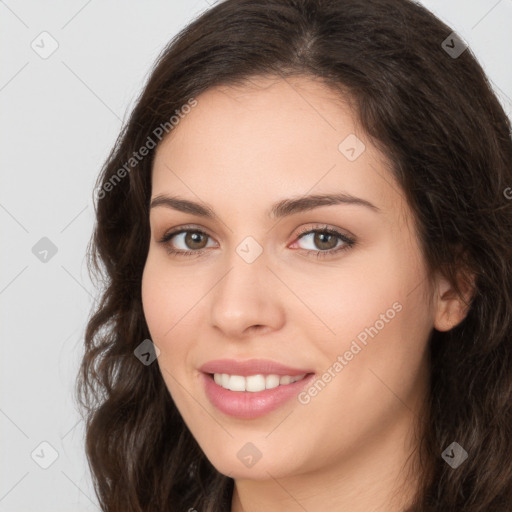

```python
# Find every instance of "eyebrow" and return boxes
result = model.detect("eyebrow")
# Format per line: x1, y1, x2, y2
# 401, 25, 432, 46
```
150, 192, 380, 219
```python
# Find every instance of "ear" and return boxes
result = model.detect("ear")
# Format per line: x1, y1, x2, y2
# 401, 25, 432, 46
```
433, 266, 475, 332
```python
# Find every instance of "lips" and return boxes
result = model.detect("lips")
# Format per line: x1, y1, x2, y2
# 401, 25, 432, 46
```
199, 358, 316, 419
199, 358, 313, 376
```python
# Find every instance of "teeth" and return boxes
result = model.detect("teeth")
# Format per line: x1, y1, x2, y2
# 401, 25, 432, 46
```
213, 373, 306, 392
265, 375, 280, 389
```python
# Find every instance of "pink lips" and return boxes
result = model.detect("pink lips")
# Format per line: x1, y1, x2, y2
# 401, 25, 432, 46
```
199, 358, 315, 419
199, 358, 313, 376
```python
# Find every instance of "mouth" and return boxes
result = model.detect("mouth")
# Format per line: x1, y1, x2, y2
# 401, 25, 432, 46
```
209, 372, 309, 392
201, 370, 316, 419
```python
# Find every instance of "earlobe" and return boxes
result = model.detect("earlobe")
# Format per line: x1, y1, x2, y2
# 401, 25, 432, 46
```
433, 269, 475, 332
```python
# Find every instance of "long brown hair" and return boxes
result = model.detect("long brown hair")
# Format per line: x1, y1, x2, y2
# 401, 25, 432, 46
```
76, 0, 512, 510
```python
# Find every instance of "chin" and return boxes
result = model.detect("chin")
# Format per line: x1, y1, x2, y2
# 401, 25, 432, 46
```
203, 443, 304, 481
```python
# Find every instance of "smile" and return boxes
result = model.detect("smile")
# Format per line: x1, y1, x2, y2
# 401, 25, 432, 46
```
201, 371, 315, 419
213, 373, 307, 392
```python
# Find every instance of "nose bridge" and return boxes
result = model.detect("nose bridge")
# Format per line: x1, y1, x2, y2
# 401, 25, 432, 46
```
209, 238, 284, 335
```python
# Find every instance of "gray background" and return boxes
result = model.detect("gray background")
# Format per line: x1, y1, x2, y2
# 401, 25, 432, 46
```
1, 1, 511, 510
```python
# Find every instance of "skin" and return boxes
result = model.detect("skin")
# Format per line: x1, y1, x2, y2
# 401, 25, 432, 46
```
141, 75, 472, 512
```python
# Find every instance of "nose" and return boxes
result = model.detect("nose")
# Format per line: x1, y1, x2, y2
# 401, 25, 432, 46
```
209, 250, 286, 338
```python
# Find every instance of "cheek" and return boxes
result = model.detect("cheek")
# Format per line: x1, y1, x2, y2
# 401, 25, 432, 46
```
141, 263, 189, 411
308, 243, 432, 389
141, 265, 169, 339
141, 257, 202, 384
297, 250, 408, 344
141, 256, 196, 340
296, 284, 431, 463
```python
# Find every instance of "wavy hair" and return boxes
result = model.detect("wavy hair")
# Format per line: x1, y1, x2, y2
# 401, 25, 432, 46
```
76, 0, 512, 510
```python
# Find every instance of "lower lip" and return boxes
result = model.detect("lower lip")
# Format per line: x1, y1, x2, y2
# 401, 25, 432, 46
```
201, 372, 316, 419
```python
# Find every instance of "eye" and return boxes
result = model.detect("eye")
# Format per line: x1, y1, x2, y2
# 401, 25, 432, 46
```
290, 225, 356, 259
158, 225, 217, 256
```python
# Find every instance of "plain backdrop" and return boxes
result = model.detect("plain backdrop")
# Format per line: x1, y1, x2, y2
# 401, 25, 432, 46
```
1, 1, 511, 510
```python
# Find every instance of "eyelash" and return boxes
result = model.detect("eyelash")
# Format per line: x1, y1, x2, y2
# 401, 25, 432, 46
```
158, 224, 356, 259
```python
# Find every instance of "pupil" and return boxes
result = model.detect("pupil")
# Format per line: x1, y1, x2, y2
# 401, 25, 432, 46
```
187, 232, 205, 249
316, 232, 335, 250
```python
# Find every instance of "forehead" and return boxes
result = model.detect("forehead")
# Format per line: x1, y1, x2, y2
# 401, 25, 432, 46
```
151, 75, 405, 224
156, 75, 356, 161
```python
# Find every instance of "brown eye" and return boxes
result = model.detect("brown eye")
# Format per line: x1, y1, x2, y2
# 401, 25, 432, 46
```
293, 226, 356, 259
183, 231, 208, 250
159, 227, 216, 255
311, 232, 339, 251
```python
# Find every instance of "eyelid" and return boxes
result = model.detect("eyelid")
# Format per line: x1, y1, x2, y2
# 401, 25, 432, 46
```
294, 223, 355, 241
158, 224, 218, 247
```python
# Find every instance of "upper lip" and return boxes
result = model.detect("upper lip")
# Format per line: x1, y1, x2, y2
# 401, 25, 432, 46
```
199, 358, 314, 377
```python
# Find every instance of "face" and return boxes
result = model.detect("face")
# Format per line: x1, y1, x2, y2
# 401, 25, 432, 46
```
141, 75, 436, 481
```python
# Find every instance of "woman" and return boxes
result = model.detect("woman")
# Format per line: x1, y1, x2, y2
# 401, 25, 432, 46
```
77, 0, 512, 510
